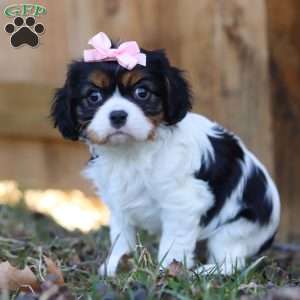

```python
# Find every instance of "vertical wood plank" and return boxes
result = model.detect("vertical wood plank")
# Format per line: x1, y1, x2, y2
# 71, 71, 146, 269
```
266, 0, 300, 241
213, 0, 273, 172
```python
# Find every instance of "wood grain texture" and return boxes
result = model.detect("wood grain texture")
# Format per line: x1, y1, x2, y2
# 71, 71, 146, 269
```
0, 137, 91, 193
0, 83, 58, 139
0, 0, 69, 86
214, 0, 273, 172
266, 0, 300, 241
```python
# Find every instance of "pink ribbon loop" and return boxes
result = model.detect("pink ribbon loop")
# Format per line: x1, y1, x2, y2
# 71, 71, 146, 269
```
83, 32, 146, 70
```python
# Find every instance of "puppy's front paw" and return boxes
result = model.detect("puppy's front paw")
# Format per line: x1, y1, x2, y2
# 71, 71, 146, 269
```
98, 262, 116, 277
98, 263, 107, 277
99, 257, 121, 277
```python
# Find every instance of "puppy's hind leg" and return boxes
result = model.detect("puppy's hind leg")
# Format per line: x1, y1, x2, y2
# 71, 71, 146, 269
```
197, 219, 276, 275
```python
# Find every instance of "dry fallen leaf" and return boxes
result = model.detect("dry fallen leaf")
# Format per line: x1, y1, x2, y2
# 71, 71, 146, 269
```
167, 260, 184, 277
0, 261, 39, 292
44, 256, 64, 285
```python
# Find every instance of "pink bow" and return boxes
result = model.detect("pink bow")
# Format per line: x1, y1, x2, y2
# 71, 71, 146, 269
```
83, 32, 146, 70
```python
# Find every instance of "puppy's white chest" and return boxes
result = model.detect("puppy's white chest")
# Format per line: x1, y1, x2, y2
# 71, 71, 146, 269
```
123, 192, 161, 234
114, 170, 161, 233
85, 154, 162, 233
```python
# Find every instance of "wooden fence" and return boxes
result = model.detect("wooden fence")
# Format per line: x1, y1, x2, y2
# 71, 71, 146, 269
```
0, 0, 299, 241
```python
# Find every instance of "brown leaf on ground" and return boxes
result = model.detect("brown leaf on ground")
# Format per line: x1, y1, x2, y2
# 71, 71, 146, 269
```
117, 254, 134, 273
167, 260, 184, 277
44, 257, 64, 285
0, 261, 39, 292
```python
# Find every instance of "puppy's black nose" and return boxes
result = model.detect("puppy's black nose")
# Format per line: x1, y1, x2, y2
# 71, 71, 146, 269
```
109, 110, 128, 128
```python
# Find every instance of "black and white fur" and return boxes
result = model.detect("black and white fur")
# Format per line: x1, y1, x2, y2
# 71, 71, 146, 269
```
51, 40, 280, 276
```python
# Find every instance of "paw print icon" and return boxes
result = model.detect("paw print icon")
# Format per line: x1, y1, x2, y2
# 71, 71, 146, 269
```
5, 16, 45, 48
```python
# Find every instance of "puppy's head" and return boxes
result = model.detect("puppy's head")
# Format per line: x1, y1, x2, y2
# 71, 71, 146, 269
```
51, 42, 191, 145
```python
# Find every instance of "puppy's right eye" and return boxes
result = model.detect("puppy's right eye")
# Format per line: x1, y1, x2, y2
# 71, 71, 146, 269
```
133, 87, 151, 101
88, 91, 102, 104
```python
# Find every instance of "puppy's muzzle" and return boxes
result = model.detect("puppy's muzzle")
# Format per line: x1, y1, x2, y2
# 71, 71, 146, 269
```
109, 110, 128, 129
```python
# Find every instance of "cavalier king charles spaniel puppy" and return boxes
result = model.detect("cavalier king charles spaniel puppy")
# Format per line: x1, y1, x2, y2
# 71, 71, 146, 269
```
51, 32, 280, 276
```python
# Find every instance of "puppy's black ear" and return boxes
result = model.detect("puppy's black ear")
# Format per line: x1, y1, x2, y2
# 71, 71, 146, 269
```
164, 67, 192, 125
51, 82, 79, 140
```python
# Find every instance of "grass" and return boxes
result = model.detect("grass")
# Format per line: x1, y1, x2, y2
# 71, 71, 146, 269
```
0, 203, 299, 300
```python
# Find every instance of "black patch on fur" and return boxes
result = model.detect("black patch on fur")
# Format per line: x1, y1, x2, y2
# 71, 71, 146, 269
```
51, 82, 80, 140
239, 166, 273, 225
196, 127, 244, 226
256, 231, 276, 255
164, 66, 192, 125
221, 163, 274, 227
228, 208, 257, 223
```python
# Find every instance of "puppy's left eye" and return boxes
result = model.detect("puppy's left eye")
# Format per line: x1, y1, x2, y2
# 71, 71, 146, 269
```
134, 87, 151, 101
88, 91, 102, 104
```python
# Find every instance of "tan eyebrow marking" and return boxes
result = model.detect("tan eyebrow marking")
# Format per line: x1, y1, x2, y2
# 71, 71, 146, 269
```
89, 70, 111, 88
120, 70, 145, 87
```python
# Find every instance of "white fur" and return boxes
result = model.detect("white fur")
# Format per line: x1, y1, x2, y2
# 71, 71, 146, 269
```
83, 112, 280, 276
